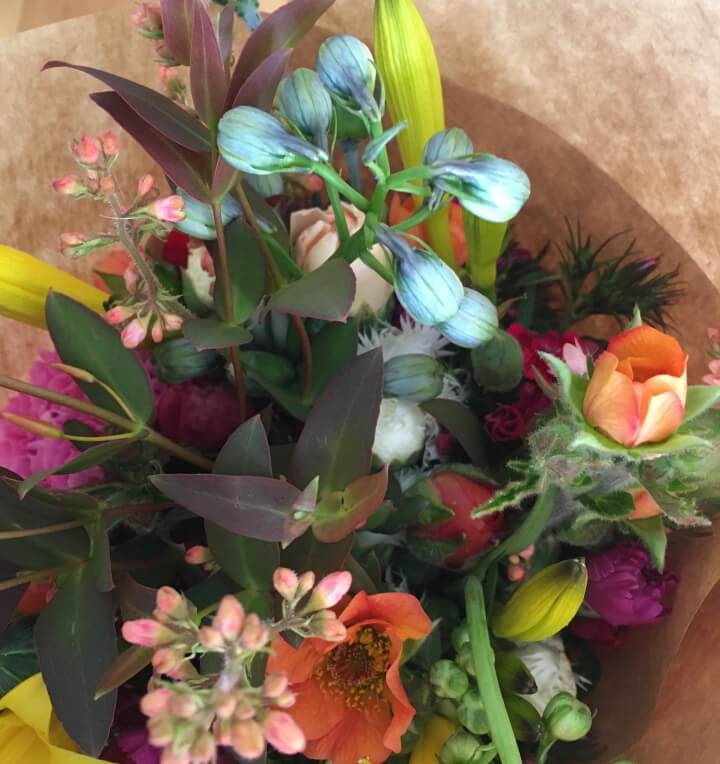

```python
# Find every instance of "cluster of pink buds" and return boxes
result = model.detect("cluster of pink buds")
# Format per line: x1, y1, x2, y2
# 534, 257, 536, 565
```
159, 65, 190, 106
272, 567, 351, 641
53, 131, 121, 205
506, 544, 536, 582
130, 1, 163, 38
107, 301, 185, 349
184, 545, 219, 573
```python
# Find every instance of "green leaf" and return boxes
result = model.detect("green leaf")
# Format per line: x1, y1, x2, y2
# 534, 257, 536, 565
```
313, 466, 389, 542
478, 475, 540, 515
269, 259, 356, 321
495, 652, 537, 695
571, 426, 710, 459
183, 317, 253, 350
217, 220, 267, 323
206, 522, 278, 589
95, 644, 152, 700
332, 225, 371, 265
625, 515, 667, 572
580, 491, 635, 519
18, 438, 137, 499
681, 386, 720, 425
240, 180, 290, 250
245, 368, 310, 420
0, 620, 39, 695
46, 293, 154, 422
0, 479, 88, 569
289, 349, 383, 495
422, 399, 487, 467
35, 563, 117, 755
116, 571, 157, 621
504, 692, 542, 742
310, 319, 358, 398
214, 415, 272, 477
281, 530, 354, 579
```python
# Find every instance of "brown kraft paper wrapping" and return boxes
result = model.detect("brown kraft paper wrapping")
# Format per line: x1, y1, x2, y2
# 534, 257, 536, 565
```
0, 2, 718, 761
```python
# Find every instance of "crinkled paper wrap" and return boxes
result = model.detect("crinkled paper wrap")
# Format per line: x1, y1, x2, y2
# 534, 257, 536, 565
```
0, 1, 719, 760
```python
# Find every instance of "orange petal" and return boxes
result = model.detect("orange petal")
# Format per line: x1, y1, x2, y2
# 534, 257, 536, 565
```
628, 488, 663, 520
383, 636, 416, 753
304, 707, 393, 764
633, 390, 685, 446
387, 193, 427, 241
607, 325, 687, 381
642, 367, 688, 407
284, 677, 346, 743
266, 635, 326, 685
583, 352, 640, 446
339, 592, 432, 641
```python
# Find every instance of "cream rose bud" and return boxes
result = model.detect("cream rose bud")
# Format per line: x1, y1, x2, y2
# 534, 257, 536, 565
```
290, 203, 394, 316
372, 398, 427, 465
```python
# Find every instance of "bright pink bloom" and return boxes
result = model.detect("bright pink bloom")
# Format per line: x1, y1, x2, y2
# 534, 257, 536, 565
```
273, 567, 299, 601
106, 305, 134, 325
100, 130, 120, 157
73, 135, 102, 165
146, 195, 185, 223
122, 618, 175, 647
213, 596, 245, 641
304, 572, 353, 612
122, 317, 149, 349
52, 174, 85, 196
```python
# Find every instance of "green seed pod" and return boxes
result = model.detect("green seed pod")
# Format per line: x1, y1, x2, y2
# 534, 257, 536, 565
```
383, 353, 444, 402
430, 660, 470, 700
457, 690, 489, 736
438, 730, 483, 764
471, 328, 524, 392
543, 692, 593, 742
451, 623, 470, 652
153, 338, 222, 383
455, 643, 476, 677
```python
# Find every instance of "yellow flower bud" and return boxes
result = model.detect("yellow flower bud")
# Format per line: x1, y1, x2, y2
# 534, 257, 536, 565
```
1, 412, 64, 439
0, 245, 106, 328
374, 0, 455, 266
409, 715, 457, 764
492, 559, 588, 642
463, 209, 508, 297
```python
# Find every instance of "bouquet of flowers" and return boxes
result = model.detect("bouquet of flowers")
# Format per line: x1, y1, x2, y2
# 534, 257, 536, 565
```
0, 1, 718, 763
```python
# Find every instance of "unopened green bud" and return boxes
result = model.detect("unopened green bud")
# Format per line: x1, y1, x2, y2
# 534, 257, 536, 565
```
543, 692, 593, 742
451, 623, 470, 652
430, 660, 470, 700
438, 730, 483, 764
153, 337, 222, 383
456, 643, 476, 677
458, 690, 489, 735
383, 353, 444, 402
471, 328, 524, 392
435, 698, 460, 723
277, 68, 333, 152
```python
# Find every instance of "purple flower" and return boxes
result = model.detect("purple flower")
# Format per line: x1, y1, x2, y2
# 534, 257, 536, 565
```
585, 543, 677, 627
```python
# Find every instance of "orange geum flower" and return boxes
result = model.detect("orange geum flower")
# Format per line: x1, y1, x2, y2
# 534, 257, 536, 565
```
266, 591, 432, 764
583, 325, 688, 447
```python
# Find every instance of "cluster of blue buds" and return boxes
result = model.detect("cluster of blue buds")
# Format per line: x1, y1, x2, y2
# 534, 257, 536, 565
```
376, 225, 498, 348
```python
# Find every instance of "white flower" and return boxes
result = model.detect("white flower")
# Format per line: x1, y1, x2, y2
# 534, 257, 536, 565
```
510, 636, 577, 714
372, 398, 427, 465
183, 244, 215, 309
359, 314, 451, 361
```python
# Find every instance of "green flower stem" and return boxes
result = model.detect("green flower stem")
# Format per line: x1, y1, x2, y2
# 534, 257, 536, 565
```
211, 201, 248, 422
235, 184, 286, 289
0, 519, 87, 540
314, 164, 369, 211
292, 314, 314, 401
391, 204, 433, 232
385, 165, 433, 189
0, 562, 83, 592
369, 120, 391, 178
536, 732, 558, 764
265, 235, 304, 280
465, 576, 523, 764
339, 139, 364, 193
326, 182, 350, 244
0, 374, 213, 472
358, 248, 395, 285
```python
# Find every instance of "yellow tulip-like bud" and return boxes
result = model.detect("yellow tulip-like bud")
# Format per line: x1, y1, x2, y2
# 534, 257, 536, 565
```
463, 210, 508, 299
492, 559, 588, 642
409, 715, 458, 764
374, 0, 456, 266
0, 245, 107, 329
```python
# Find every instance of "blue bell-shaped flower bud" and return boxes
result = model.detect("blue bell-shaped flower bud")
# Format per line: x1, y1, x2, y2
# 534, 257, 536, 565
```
438, 288, 498, 348
218, 106, 328, 175
376, 224, 463, 326
429, 155, 530, 223
422, 128, 474, 165
276, 68, 333, 152
317, 35, 384, 125
174, 190, 242, 240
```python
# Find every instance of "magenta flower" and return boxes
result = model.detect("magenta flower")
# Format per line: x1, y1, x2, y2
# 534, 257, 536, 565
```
585, 543, 677, 627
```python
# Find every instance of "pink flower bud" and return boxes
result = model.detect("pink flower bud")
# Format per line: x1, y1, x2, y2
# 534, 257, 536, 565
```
263, 673, 289, 699
507, 564, 526, 582
140, 688, 173, 717
160, 751, 190, 764
137, 173, 156, 197
100, 130, 120, 158
147, 715, 174, 747
295, 571, 315, 600
213, 596, 245, 642
190, 731, 216, 763
158, 66, 174, 85
185, 545, 212, 565
121, 317, 149, 349
199, 626, 224, 650
99, 176, 116, 195
163, 313, 184, 332
121, 618, 175, 647
123, 265, 140, 294
131, 1, 163, 34
152, 647, 184, 675
151, 321, 164, 344
240, 614, 270, 651
263, 711, 306, 755
73, 135, 103, 165
170, 693, 200, 720
273, 690, 297, 709
310, 611, 347, 642
155, 586, 186, 618
231, 720, 265, 760
233, 695, 256, 721
52, 174, 86, 197
213, 719, 233, 746
519, 544, 535, 561
215, 693, 237, 720
272, 567, 299, 601
146, 195, 186, 223
105, 306, 133, 326
59, 232, 88, 257
303, 571, 352, 612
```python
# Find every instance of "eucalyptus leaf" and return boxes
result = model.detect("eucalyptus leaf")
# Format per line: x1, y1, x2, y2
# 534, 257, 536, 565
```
206, 522, 278, 590
183, 317, 253, 350
214, 415, 272, 477
216, 220, 268, 323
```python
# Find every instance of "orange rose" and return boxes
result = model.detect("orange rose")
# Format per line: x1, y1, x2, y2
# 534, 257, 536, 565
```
266, 591, 432, 764
628, 488, 663, 520
583, 325, 688, 447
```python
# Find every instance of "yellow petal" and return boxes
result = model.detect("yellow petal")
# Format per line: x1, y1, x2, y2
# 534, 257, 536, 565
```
0, 673, 53, 738
0, 245, 107, 328
409, 715, 457, 764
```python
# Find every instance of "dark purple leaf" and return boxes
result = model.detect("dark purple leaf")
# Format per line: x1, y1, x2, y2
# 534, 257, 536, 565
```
151, 474, 306, 542
95, 645, 152, 700
91, 91, 211, 200
43, 61, 210, 151
35, 564, 117, 755
116, 572, 157, 622
227, 0, 335, 105
160, 0, 194, 65
218, 4, 235, 66
190, 1, 227, 128
231, 48, 291, 110
269, 259, 355, 321
421, 399, 487, 467
214, 415, 272, 477
212, 157, 239, 201
289, 349, 383, 494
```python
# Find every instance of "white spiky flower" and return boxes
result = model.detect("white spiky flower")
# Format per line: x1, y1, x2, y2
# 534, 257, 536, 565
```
510, 636, 577, 715
358, 314, 452, 361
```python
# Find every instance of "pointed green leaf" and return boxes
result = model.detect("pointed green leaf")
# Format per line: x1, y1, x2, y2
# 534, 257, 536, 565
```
95, 645, 152, 700
214, 415, 272, 477
206, 523, 278, 590
217, 220, 268, 322
422, 398, 487, 467
310, 319, 358, 398
682, 385, 720, 425
183, 318, 252, 350
625, 515, 667, 572
160, 0, 194, 65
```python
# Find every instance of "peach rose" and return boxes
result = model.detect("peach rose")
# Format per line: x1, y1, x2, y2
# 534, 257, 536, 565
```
290, 203, 394, 316
583, 325, 688, 447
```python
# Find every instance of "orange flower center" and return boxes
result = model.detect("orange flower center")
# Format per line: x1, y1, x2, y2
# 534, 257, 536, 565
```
314, 626, 391, 709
